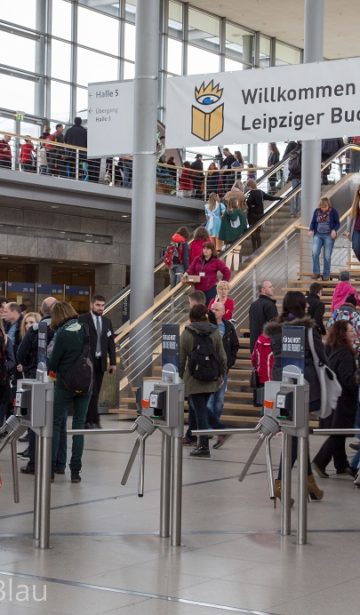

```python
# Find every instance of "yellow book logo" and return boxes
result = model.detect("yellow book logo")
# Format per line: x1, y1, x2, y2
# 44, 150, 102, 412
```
191, 80, 224, 142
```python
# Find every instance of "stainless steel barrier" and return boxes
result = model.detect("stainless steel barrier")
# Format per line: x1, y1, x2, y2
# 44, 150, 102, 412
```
0, 364, 54, 549
194, 365, 310, 545
69, 366, 184, 546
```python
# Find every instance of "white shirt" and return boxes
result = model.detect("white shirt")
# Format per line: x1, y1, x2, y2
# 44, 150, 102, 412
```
91, 312, 102, 357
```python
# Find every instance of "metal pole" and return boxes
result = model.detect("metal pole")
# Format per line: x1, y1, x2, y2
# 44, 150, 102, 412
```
265, 435, 275, 500
239, 435, 265, 482
160, 432, 171, 538
300, 0, 324, 228
297, 435, 308, 545
281, 433, 292, 536
10, 441, 20, 504
129, 0, 160, 322
171, 435, 183, 547
38, 436, 52, 549
138, 436, 146, 497
33, 433, 43, 543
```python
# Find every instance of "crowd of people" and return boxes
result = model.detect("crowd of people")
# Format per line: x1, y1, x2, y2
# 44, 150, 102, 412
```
248, 273, 360, 498
0, 294, 116, 484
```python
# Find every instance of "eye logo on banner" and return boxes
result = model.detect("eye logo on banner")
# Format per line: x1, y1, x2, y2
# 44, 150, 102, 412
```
191, 80, 224, 142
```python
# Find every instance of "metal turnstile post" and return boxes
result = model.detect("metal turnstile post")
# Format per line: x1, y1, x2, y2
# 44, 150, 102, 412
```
171, 436, 183, 546
298, 435, 308, 545
281, 433, 292, 536
160, 432, 171, 538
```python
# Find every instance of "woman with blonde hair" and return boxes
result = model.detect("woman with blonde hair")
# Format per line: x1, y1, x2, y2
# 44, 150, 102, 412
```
204, 192, 225, 251
48, 301, 92, 483
208, 280, 235, 320
19, 311, 41, 340
346, 185, 360, 261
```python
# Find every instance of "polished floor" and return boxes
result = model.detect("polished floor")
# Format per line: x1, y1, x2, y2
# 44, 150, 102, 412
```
0, 416, 359, 614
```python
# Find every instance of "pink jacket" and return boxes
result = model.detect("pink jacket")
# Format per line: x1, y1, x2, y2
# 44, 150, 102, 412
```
187, 256, 231, 292
331, 281, 360, 312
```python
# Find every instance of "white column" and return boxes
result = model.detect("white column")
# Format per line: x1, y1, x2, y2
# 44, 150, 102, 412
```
301, 0, 324, 226
129, 0, 160, 321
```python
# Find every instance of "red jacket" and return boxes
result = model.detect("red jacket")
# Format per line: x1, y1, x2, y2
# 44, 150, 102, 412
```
208, 296, 235, 320
187, 256, 231, 292
251, 334, 274, 384
0, 139, 11, 161
179, 168, 193, 191
20, 142, 34, 164
189, 239, 205, 264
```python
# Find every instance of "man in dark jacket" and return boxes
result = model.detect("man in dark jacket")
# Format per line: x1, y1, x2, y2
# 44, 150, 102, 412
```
249, 280, 278, 352
79, 294, 116, 428
64, 117, 87, 179
221, 147, 236, 192
190, 154, 204, 199
16, 297, 58, 475
208, 301, 239, 448
306, 282, 326, 335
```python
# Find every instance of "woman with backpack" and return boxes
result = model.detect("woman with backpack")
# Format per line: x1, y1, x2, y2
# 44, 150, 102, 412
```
245, 179, 279, 251
264, 291, 325, 502
308, 196, 340, 282
179, 304, 227, 458
183, 241, 231, 305
164, 227, 190, 288
312, 321, 359, 478
48, 301, 92, 483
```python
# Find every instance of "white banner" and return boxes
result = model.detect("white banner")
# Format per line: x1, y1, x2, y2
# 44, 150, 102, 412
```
87, 81, 134, 157
166, 57, 360, 147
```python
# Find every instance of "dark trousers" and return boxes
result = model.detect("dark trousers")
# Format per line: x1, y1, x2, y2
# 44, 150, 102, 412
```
86, 358, 104, 425
188, 392, 223, 448
27, 417, 67, 471
52, 385, 90, 472
313, 436, 349, 472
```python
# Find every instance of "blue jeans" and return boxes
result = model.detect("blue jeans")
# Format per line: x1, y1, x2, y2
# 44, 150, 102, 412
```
290, 179, 301, 215
169, 264, 185, 288
207, 374, 227, 421
312, 233, 335, 278
352, 229, 360, 262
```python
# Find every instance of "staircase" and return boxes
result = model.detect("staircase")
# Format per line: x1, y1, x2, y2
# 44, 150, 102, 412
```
103, 148, 360, 425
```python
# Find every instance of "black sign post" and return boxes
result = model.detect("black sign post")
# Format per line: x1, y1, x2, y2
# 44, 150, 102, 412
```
281, 325, 305, 374
162, 324, 180, 372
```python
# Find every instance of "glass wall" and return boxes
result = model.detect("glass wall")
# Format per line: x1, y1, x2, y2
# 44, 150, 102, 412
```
0, 0, 304, 134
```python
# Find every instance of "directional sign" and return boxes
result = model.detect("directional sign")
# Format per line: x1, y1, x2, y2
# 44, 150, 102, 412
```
87, 80, 134, 157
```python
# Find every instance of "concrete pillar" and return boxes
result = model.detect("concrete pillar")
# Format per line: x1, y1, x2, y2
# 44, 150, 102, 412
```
129, 0, 160, 322
34, 0, 47, 118
301, 0, 324, 227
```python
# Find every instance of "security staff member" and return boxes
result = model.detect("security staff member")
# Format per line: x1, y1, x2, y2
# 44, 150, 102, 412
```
79, 295, 116, 428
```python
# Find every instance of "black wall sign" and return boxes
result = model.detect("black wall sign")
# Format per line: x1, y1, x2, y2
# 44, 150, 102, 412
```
281, 325, 305, 373
162, 324, 180, 370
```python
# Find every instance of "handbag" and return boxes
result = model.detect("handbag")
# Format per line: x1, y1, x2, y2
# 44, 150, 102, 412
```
307, 328, 342, 419
250, 367, 259, 389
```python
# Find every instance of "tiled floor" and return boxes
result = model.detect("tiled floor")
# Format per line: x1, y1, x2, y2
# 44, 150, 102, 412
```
0, 416, 359, 614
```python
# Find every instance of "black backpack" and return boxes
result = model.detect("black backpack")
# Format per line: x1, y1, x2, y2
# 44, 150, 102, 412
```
62, 324, 93, 397
188, 329, 223, 382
